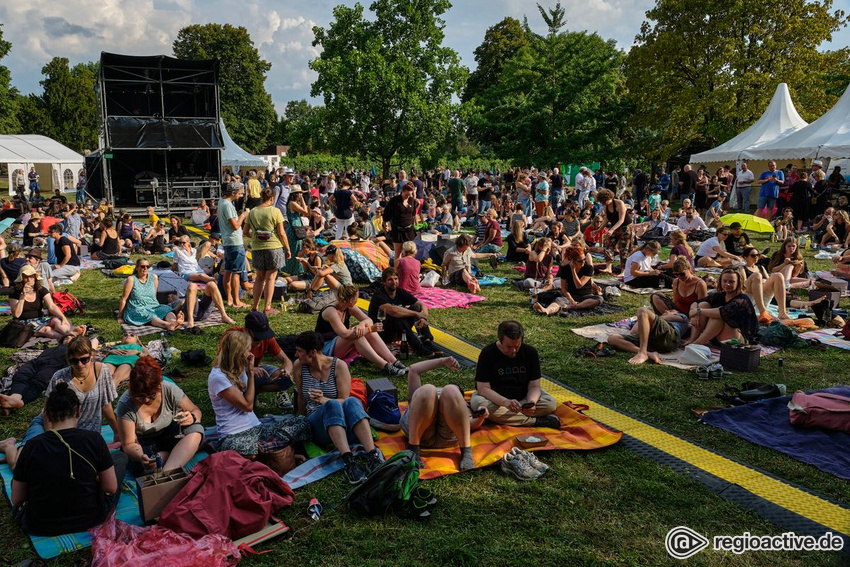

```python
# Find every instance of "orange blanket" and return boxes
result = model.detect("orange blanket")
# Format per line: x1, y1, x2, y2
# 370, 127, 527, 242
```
330, 239, 391, 271
375, 402, 622, 480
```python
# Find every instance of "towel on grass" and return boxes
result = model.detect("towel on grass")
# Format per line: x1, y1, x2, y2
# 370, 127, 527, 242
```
478, 275, 507, 286
121, 307, 225, 337
701, 387, 850, 479
416, 287, 486, 309
800, 329, 850, 351
0, 425, 208, 559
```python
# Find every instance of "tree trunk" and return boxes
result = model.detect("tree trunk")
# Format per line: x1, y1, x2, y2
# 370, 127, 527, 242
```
382, 156, 391, 180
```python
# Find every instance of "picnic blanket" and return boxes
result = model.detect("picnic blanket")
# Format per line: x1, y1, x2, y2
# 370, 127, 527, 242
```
621, 283, 669, 295
416, 287, 486, 309
0, 425, 209, 559
478, 275, 508, 286
80, 258, 105, 270
283, 401, 621, 488
329, 239, 391, 271
800, 329, 850, 351
571, 319, 781, 370
557, 302, 627, 319
121, 307, 225, 337
0, 217, 17, 235
0, 299, 9, 316
700, 387, 850, 479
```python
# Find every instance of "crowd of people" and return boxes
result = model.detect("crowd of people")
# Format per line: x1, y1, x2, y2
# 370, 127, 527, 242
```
0, 157, 847, 539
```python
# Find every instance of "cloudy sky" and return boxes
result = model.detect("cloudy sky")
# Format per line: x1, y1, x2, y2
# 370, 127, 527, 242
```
2, 0, 848, 117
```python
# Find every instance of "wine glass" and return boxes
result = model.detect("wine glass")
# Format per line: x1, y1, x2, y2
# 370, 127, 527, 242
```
173, 412, 185, 439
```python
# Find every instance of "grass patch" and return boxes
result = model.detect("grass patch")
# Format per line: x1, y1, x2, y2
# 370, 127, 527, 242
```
0, 232, 847, 565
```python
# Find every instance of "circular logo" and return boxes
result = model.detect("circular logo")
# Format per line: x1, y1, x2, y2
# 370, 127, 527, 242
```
665, 526, 709, 560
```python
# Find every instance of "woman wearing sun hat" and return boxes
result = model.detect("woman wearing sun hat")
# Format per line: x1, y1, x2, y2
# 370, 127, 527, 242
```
10, 264, 73, 340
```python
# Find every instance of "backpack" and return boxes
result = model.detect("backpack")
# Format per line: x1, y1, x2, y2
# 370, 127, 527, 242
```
297, 290, 337, 314
367, 391, 401, 432
51, 291, 85, 316
103, 258, 132, 270
789, 391, 850, 433
0, 320, 35, 348
344, 450, 420, 517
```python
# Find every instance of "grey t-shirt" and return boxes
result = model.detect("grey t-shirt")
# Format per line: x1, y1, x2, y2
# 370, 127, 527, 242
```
444, 246, 473, 276
116, 380, 199, 438
45, 365, 117, 433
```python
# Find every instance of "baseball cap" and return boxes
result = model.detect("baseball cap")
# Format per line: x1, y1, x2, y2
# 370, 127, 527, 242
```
245, 310, 275, 341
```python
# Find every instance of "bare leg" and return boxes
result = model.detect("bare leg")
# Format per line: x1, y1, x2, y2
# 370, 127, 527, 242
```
110, 364, 132, 390
327, 425, 352, 454
162, 432, 202, 470
261, 270, 277, 312
364, 332, 399, 364
746, 273, 769, 315
0, 437, 20, 469
572, 297, 602, 309
252, 269, 268, 312
406, 385, 438, 446
650, 293, 669, 314
438, 386, 472, 448
764, 273, 789, 319
393, 242, 403, 259
334, 336, 390, 368
184, 284, 198, 327
202, 282, 235, 324
230, 273, 246, 308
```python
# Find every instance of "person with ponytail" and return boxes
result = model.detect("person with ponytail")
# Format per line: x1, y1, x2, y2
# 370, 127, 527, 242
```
8, 382, 127, 536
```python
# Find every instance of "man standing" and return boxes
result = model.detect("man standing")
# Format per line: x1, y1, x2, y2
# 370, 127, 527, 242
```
658, 168, 670, 200
670, 165, 680, 201
219, 183, 249, 308
464, 170, 479, 213
368, 267, 440, 357
679, 165, 698, 205
477, 171, 494, 216
632, 168, 648, 205
757, 160, 784, 220
550, 167, 564, 209
735, 162, 755, 213
447, 170, 465, 216
274, 168, 295, 217
470, 321, 560, 428
576, 168, 593, 209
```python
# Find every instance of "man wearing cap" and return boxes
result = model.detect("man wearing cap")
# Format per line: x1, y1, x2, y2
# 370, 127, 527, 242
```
274, 168, 295, 217
447, 169, 465, 216
734, 162, 755, 212
809, 160, 823, 185
241, 311, 294, 393
724, 222, 750, 256
219, 182, 250, 308
757, 161, 784, 221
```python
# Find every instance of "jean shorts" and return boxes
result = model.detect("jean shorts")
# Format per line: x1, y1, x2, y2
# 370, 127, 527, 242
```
223, 245, 246, 273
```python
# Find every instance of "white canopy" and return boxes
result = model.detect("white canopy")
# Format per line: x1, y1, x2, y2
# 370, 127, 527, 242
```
741, 82, 850, 161
0, 134, 84, 163
220, 120, 266, 169
690, 83, 808, 164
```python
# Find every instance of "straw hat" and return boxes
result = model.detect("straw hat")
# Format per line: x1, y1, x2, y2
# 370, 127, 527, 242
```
15, 264, 42, 284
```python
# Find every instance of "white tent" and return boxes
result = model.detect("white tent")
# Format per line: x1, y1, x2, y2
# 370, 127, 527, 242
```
741, 82, 850, 161
220, 120, 266, 170
0, 135, 85, 196
690, 83, 808, 165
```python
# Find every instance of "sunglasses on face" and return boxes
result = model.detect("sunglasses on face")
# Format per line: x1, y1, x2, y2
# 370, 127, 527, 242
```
673, 271, 687, 277
138, 265, 150, 269
69, 356, 91, 365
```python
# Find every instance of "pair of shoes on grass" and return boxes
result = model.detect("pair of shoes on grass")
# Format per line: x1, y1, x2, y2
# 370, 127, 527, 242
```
501, 447, 549, 480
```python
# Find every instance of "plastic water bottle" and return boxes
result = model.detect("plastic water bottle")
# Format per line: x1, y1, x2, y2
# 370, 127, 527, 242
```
308, 498, 322, 520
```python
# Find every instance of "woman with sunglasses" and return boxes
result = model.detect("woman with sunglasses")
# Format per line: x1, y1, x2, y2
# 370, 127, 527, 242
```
118, 258, 185, 331
741, 246, 792, 323
766, 237, 810, 289
650, 257, 707, 318
686, 267, 758, 346
117, 356, 203, 476
0, 336, 118, 472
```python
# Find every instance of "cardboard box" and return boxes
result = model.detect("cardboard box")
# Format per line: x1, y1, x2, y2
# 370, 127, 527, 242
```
136, 467, 190, 522
366, 377, 398, 401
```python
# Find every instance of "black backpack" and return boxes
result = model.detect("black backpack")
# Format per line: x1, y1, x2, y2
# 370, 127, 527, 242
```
344, 450, 420, 517
0, 320, 35, 348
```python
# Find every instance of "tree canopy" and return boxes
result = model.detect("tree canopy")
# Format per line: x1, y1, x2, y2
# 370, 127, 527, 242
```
173, 24, 276, 154
39, 58, 98, 153
466, 3, 628, 166
310, 0, 467, 177
625, 0, 849, 160
0, 24, 19, 135
279, 99, 329, 156
462, 17, 528, 104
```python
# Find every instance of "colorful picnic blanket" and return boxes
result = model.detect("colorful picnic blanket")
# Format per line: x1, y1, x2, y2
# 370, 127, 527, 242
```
416, 287, 486, 309
478, 275, 507, 286
571, 320, 781, 370
800, 329, 850, 351
330, 240, 391, 271
0, 300, 9, 316
121, 307, 225, 337
701, 387, 850, 479
0, 425, 209, 559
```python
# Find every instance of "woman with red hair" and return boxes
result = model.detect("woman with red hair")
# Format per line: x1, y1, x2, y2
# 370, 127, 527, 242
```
117, 356, 203, 475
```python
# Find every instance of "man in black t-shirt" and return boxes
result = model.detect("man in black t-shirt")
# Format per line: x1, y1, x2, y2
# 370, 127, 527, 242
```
725, 222, 750, 256
48, 224, 80, 281
367, 267, 439, 356
477, 172, 495, 216
470, 321, 559, 428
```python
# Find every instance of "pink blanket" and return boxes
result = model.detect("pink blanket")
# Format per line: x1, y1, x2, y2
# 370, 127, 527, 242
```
416, 287, 486, 309
513, 265, 559, 275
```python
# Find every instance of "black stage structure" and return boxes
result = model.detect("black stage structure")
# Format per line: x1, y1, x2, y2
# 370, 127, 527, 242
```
97, 52, 223, 210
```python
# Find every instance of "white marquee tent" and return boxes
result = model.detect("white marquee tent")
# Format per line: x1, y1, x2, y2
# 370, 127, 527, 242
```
0, 135, 85, 196
742, 82, 850, 162
690, 83, 808, 165
220, 120, 266, 171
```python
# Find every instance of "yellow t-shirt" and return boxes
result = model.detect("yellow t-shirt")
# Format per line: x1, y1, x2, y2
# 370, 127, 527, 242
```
248, 205, 285, 251
149, 213, 160, 225
247, 178, 262, 199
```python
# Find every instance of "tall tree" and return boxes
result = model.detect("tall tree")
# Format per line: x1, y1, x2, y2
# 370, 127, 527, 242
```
625, 0, 849, 160
310, 0, 467, 177
279, 99, 329, 156
467, 3, 628, 165
173, 24, 276, 153
462, 17, 528, 104
0, 24, 19, 134
38, 58, 98, 152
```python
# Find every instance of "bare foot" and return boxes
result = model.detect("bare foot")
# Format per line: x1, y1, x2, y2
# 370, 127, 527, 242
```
0, 394, 24, 409
628, 352, 650, 365
233, 302, 248, 309
222, 316, 236, 325
647, 352, 662, 364
533, 302, 546, 314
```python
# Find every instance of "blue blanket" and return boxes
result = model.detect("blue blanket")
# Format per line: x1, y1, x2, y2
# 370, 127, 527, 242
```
701, 386, 850, 479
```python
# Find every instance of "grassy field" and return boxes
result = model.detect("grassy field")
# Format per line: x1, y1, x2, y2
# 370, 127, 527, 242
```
0, 230, 848, 566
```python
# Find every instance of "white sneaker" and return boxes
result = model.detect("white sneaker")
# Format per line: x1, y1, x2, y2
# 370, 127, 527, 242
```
500, 452, 540, 480
511, 447, 549, 474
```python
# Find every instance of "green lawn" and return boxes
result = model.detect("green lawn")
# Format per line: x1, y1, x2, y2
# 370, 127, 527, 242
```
0, 231, 848, 566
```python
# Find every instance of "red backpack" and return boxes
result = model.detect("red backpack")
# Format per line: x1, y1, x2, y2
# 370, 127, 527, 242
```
51, 291, 85, 316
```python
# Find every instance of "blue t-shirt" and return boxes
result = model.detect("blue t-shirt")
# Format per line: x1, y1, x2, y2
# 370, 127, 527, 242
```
218, 198, 243, 247
758, 170, 784, 199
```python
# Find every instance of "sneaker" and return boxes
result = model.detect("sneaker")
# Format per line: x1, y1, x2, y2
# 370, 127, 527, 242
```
344, 458, 368, 484
500, 452, 541, 480
534, 415, 561, 429
385, 362, 409, 376
275, 391, 294, 412
392, 359, 408, 370
511, 447, 549, 474
362, 450, 384, 474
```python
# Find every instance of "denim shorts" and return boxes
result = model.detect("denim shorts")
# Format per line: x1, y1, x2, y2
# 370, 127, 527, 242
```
223, 245, 246, 273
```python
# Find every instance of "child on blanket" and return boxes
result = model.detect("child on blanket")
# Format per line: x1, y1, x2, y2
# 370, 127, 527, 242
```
401, 357, 487, 470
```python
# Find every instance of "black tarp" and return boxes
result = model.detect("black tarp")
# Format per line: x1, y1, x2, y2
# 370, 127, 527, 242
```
106, 117, 223, 150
